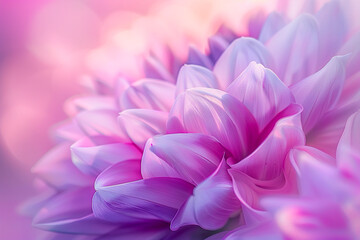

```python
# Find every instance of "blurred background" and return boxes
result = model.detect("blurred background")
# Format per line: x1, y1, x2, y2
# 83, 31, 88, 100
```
0, 0, 282, 239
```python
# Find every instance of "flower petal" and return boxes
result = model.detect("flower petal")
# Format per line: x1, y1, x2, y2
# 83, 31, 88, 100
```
118, 109, 168, 150
227, 61, 294, 131
93, 177, 194, 223
176, 64, 218, 96
71, 136, 142, 176
32, 142, 93, 190
290, 55, 347, 132
33, 187, 117, 235
259, 12, 287, 43
336, 111, 360, 181
231, 104, 304, 180
266, 14, 319, 86
168, 87, 259, 161
187, 45, 213, 69
208, 35, 229, 63
143, 133, 224, 185
213, 37, 272, 89
75, 109, 128, 141
94, 160, 142, 189
121, 78, 176, 112
316, 0, 347, 67
171, 160, 241, 231
143, 55, 175, 83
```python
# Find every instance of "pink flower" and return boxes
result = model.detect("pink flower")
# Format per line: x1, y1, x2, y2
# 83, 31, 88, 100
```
27, 0, 360, 239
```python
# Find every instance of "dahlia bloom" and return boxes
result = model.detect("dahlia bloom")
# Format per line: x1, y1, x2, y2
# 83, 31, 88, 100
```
28, 0, 360, 239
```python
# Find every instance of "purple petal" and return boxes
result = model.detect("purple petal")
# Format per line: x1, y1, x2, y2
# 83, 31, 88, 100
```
208, 35, 229, 63
266, 14, 319, 86
33, 187, 117, 234
168, 87, 259, 161
121, 78, 175, 111
291, 55, 347, 132
213, 37, 272, 89
71, 136, 142, 176
93, 177, 194, 223
259, 12, 287, 43
176, 64, 218, 96
231, 104, 304, 180
336, 111, 360, 181
118, 109, 168, 150
143, 55, 175, 83
227, 61, 294, 131
187, 45, 213, 69
172, 160, 241, 230
32, 142, 93, 190
144, 133, 224, 185
316, 0, 347, 67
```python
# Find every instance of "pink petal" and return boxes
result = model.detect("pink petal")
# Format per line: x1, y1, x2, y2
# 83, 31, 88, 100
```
336, 111, 360, 181
213, 37, 272, 89
267, 14, 319, 86
168, 87, 259, 161
171, 160, 241, 230
143, 55, 175, 83
118, 109, 168, 150
290, 56, 347, 132
94, 160, 142, 189
227, 61, 294, 131
71, 136, 142, 176
65, 96, 117, 116
231, 104, 304, 180
121, 78, 175, 112
93, 177, 194, 223
75, 109, 128, 141
143, 133, 224, 185
32, 142, 93, 190
176, 64, 218, 96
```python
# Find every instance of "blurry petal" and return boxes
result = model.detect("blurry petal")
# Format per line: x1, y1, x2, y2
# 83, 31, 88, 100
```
172, 160, 241, 231
118, 109, 168, 150
71, 136, 141, 176
168, 87, 258, 160
214, 37, 272, 89
65, 96, 117, 116
121, 79, 175, 111
259, 12, 287, 43
231, 104, 304, 180
75, 109, 128, 141
267, 14, 319, 86
208, 35, 229, 63
336, 111, 360, 180
227, 62, 294, 131
143, 55, 175, 83
221, 221, 282, 240
176, 64, 218, 96
32, 142, 93, 190
33, 187, 116, 235
93, 177, 193, 223
144, 133, 224, 185
316, 0, 347, 67
291, 56, 347, 132
187, 45, 213, 69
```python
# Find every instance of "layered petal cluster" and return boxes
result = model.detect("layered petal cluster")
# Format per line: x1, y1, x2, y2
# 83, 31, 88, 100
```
28, 0, 360, 239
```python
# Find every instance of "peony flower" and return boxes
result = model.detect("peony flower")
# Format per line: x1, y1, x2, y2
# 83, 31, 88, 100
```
27, 0, 360, 239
